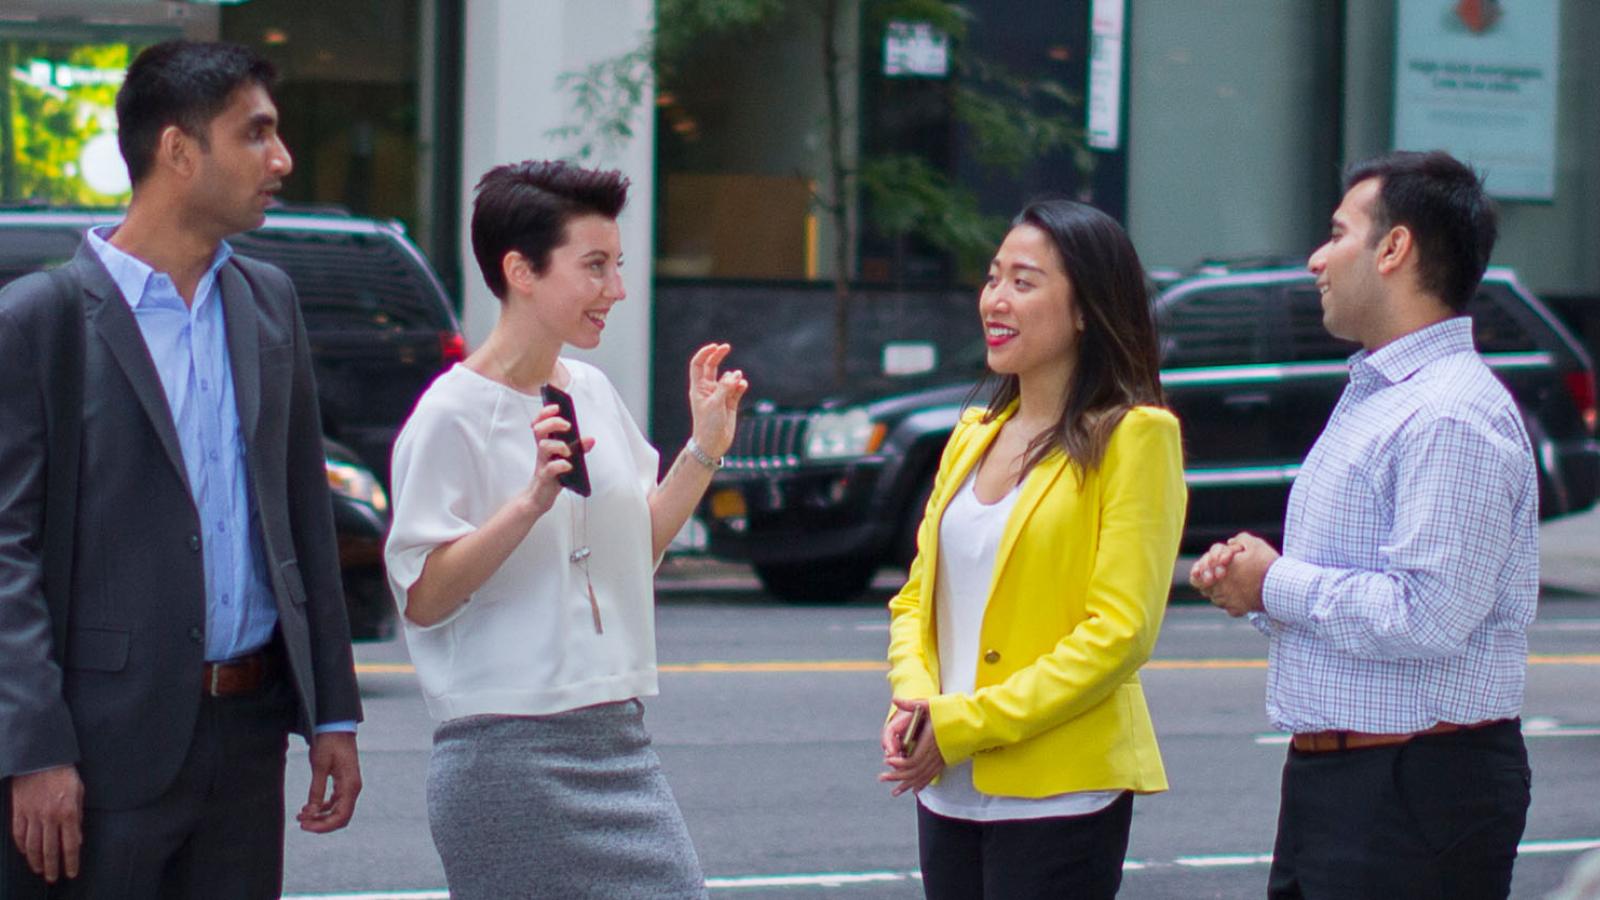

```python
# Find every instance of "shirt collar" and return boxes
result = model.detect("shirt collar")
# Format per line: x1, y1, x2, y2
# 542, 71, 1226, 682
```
1348, 317, 1476, 387
86, 224, 235, 311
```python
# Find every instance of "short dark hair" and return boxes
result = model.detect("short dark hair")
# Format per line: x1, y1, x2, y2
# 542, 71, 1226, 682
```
116, 40, 277, 185
470, 160, 630, 299
1343, 150, 1498, 312
982, 199, 1165, 477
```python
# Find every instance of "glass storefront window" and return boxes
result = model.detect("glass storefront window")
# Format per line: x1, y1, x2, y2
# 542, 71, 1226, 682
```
1, 39, 145, 206
221, 0, 422, 228
1, 0, 427, 235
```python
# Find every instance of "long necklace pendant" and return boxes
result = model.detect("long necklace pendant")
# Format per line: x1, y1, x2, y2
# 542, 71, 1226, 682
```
570, 546, 591, 564
587, 579, 604, 634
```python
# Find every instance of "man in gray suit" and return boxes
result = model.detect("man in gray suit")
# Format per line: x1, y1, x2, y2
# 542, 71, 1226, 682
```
0, 41, 362, 899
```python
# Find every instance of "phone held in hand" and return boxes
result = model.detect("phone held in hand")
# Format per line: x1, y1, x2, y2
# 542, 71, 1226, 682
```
902, 705, 926, 757
540, 383, 592, 497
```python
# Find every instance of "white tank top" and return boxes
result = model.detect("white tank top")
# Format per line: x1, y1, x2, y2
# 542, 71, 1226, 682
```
918, 468, 1122, 822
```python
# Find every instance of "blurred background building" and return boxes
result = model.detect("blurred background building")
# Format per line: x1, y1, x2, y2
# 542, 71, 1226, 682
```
3, 0, 1595, 434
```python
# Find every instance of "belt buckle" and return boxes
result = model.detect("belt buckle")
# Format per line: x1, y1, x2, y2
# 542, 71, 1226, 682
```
208, 662, 222, 697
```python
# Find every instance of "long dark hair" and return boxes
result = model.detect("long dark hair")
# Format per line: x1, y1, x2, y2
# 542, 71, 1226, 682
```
979, 200, 1164, 478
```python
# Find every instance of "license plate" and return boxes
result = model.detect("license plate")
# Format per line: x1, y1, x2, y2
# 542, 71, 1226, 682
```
709, 488, 747, 519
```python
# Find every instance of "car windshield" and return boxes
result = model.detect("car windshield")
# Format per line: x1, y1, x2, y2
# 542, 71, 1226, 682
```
233, 227, 453, 333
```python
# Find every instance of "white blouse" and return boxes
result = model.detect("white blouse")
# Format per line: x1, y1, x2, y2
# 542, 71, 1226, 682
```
385, 360, 661, 721
919, 469, 1123, 822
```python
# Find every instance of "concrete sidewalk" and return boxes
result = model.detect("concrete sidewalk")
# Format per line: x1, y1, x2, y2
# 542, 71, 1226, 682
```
657, 505, 1600, 598
1540, 505, 1600, 595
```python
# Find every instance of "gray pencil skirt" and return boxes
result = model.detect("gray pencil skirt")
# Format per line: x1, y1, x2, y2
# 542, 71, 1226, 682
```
426, 699, 707, 899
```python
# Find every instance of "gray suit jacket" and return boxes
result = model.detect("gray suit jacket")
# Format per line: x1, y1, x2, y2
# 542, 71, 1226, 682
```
0, 241, 362, 811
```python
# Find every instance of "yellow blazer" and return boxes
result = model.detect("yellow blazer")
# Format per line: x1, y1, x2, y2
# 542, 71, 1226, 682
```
886, 403, 1186, 797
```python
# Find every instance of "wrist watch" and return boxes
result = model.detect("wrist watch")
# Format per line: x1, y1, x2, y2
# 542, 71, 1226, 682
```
685, 436, 723, 469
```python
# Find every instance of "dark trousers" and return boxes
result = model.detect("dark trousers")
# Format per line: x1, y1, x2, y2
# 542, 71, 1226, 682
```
35, 677, 297, 900
917, 790, 1134, 900
1268, 718, 1531, 900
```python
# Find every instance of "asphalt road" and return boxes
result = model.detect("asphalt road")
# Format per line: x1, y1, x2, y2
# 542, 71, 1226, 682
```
280, 575, 1600, 900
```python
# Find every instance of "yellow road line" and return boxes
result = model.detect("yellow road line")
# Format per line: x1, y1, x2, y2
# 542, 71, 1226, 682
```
662, 660, 888, 673
356, 653, 1600, 677
1146, 659, 1265, 670
356, 663, 419, 674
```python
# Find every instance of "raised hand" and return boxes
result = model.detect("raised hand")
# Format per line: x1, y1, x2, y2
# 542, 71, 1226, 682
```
686, 343, 748, 458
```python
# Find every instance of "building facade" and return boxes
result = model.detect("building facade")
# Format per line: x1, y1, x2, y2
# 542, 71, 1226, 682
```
4, 0, 1595, 436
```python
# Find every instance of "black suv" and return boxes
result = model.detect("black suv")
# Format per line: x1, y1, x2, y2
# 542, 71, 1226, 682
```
0, 208, 464, 638
701, 266, 1600, 602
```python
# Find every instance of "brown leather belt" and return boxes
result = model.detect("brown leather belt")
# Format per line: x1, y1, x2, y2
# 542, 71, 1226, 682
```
1291, 719, 1508, 753
201, 649, 277, 698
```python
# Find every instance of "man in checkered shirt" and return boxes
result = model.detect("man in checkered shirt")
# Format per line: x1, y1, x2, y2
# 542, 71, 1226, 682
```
1191, 150, 1537, 900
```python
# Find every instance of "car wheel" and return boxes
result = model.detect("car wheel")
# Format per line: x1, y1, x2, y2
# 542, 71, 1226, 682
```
754, 558, 879, 604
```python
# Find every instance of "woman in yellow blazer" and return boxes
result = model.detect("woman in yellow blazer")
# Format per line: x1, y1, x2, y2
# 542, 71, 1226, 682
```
880, 199, 1186, 899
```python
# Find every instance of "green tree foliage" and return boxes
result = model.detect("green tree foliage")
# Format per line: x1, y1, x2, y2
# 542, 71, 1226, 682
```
551, 1, 1093, 382
555, 0, 1087, 274
549, 0, 784, 161
1, 41, 134, 206
956, 58, 1092, 178
859, 154, 1006, 276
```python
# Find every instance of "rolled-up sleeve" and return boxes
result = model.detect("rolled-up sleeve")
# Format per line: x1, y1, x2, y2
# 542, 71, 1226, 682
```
384, 404, 482, 631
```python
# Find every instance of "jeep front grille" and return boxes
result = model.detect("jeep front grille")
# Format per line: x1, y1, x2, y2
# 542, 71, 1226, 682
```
724, 413, 808, 469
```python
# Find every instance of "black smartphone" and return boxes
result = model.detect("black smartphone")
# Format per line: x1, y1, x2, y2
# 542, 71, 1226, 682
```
540, 383, 592, 497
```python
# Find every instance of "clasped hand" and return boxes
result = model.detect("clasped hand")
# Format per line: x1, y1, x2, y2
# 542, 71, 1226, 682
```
1188, 532, 1278, 617
878, 698, 944, 797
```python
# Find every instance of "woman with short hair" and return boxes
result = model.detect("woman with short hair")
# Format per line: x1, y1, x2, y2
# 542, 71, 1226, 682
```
385, 159, 745, 899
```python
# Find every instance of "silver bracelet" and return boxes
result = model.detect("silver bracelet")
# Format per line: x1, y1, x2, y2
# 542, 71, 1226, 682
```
684, 436, 723, 469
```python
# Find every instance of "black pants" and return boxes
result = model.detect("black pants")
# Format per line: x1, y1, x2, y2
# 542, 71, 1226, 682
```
1268, 719, 1531, 900
45, 676, 296, 900
917, 790, 1133, 900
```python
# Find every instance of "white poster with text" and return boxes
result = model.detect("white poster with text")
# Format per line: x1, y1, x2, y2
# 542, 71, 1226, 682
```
1394, 0, 1560, 200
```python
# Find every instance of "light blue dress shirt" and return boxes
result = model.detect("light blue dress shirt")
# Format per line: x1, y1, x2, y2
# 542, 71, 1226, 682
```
1253, 317, 1538, 734
86, 228, 356, 735
87, 226, 282, 663
87, 227, 357, 735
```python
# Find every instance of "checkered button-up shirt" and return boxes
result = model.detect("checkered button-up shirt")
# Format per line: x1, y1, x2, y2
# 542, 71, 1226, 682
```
1257, 317, 1538, 734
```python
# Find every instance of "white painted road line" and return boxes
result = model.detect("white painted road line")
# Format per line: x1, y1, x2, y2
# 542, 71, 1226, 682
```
1152, 839, 1600, 871
1520, 839, 1600, 855
283, 893, 449, 900
1172, 853, 1276, 868
707, 870, 918, 888
280, 840, 1600, 897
